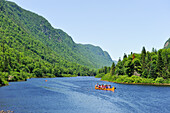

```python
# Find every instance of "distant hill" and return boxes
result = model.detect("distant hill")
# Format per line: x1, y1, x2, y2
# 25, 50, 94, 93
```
0, 0, 113, 69
164, 38, 170, 49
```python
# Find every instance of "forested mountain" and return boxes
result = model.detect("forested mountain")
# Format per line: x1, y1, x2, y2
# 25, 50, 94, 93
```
164, 38, 170, 49
0, 0, 113, 68
0, 0, 113, 86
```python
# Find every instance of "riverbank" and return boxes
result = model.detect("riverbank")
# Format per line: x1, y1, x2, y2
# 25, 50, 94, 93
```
0, 110, 14, 113
100, 74, 170, 86
0, 75, 92, 87
102, 80, 170, 86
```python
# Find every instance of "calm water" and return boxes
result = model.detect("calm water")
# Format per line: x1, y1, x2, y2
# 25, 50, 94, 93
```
0, 77, 170, 113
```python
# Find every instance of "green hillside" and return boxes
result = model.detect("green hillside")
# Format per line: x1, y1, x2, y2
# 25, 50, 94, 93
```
1, 0, 113, 68
0, 0, 114, 86
164, 38, 170, 49
97, 47, 170, 84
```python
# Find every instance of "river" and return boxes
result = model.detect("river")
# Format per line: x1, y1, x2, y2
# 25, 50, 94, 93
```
0, 77, 170, 113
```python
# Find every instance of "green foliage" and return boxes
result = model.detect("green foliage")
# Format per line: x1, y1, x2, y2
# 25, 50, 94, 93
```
124, 60, 134, 77
61, 74, 77, 77
130, 75, 143, 83
141, 46, 146, 72
155, 77, 164, 83
101, 74, 168, 84
132, 58, 142, 74
101, 73, 112, 81
123, 53, 127, 59
0, 0, 112, 69
115, 75, 128, 83
148, 62, 157, 79
140, 78, 155, 83
95, 73, 105, 78
115, 61, 125, 75
0, 0, 101, 86
157, 50, 164, 77
33, 68, 43, 77
0, 77, 8, 86
98, 46, 170, 84
110, 62, 115, 76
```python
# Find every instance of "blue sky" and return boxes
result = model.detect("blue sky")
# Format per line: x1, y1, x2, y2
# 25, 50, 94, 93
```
9, 0, 170, 60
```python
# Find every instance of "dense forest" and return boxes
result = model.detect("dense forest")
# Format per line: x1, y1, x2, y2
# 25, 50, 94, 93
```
96, 47, 170, 84
0, 0, 114, 86
0, 0, 113, 69
0, 10, 97, 86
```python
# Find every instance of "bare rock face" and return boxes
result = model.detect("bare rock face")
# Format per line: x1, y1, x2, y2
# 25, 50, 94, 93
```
134, 70, 141, 76
8, 76, 14, 81
164, 38, 170, 48
164, 41, 169, 48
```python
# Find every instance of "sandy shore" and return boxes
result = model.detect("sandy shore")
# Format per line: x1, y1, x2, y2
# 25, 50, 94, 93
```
0, 110, 14, 113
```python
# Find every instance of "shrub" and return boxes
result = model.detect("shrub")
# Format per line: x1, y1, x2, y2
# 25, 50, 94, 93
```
46, 73, 55, 78
131, 75, 142, 83
111, 75, 119, 81
95, 73, 105, 78
141, 78, 154, 83
0, 77, 9, 86
61, 74, 77, 77
101, 73, 112, 81
123, 77, 133, 83
155, 77, 165, 83
115, 75, 128, 83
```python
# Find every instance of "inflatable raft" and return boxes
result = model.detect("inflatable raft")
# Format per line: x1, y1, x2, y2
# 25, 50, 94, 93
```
95, 85, 116, 91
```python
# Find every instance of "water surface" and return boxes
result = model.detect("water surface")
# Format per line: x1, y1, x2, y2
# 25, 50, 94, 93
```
0, 77, 170, 113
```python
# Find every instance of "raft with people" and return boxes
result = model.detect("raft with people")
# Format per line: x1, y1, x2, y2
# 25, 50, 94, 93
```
95, 84, 116, 91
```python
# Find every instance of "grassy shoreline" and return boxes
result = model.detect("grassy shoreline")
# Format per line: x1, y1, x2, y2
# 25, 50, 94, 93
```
100, 74, 170, 86
101, 80, 170, 86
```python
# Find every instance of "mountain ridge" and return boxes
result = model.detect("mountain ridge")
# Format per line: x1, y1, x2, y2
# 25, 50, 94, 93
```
0, 0, 113, 68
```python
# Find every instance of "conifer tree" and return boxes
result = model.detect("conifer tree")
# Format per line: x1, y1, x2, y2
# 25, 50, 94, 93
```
148, 62, 157, 79
157, 50, 164, 77
123, 53, 127, 59
118, 57, 121, 62
141, 46, 146, 72
104, 66, 107, 74
110, 62, 115, 76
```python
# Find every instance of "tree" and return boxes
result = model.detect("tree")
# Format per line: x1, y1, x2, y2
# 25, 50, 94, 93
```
152, 48, 157, 53
124, 60, 134, 77
107, 67, 111, 73
115, 61, 125, 75
104, 66, 108, 74
146, 51, 151, 75
123, 53, 127, 59
141, 46, 146, 72
157, 50, 164, 77
132, 58, 142, 74
110, 62, 115, 76
148, 61, 157, 79
160, 49, 169, 79
33, 68, 42, 77
118, 57, 121, 62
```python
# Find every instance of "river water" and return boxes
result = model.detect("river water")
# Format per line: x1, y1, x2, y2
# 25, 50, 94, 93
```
0, 77, 170, 113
